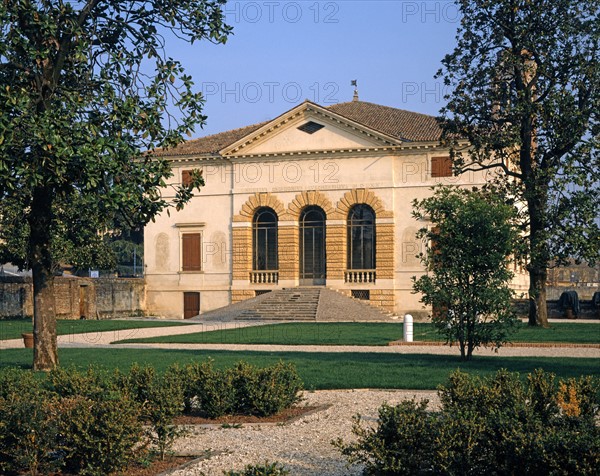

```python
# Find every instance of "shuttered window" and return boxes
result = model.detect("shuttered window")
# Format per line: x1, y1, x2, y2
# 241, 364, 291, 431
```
182, 233, 201, 271
431, 156, 453, 178
182, 170, 193, 186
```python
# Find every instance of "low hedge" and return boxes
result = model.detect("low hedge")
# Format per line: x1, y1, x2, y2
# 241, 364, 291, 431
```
0, 360, 303, 475
335, 369, 600, 476
171, 359, 303, 418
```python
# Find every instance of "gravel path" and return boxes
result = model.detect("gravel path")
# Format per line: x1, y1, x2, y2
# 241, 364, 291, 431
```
2, 320, 598, 358
170, 389, 440, 476
1, 319, 598, 475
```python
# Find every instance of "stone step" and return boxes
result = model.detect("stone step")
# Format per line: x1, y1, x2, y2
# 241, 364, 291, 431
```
237, 288, 321, 321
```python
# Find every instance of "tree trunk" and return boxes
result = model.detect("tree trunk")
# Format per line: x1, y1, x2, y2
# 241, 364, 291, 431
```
528, 266, 549, 327
29, 186, 59, 371
32, 262, 58, 371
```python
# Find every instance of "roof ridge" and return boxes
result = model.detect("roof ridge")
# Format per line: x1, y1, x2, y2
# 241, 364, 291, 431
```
327, 100, 439, 119
154, 100, 441, 157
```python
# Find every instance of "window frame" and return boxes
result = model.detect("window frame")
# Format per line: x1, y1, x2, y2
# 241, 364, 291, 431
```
176, 222, 205, 273
347, 204, 376, 270
431, 156, 453, 178
252, 207, 279, 271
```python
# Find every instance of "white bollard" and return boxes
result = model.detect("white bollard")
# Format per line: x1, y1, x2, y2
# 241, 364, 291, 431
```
403, 314, 413, 342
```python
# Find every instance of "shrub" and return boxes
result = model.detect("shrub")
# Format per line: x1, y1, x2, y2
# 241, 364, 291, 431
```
179, 360, 236, 418
334, 399, 440, 475
336, 369, 600, 476
0, 370, 60, 475
177, 360, 303, 418
56, 393, 142, 476
233, 361, 303, 417
48, 365, 118, 399
223, 461, 290, 475
121, 364, 186, 459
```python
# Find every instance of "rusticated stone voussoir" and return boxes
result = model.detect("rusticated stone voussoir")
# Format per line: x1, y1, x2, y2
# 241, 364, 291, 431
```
236, 192, 286, 222
286, 190, 335, 219
335, 188, 393, 219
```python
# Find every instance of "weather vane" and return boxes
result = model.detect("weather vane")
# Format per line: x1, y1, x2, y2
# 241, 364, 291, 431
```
351, 80, 359, 101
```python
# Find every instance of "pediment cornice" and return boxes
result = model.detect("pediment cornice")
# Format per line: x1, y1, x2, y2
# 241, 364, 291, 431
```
220, 101, 404, 157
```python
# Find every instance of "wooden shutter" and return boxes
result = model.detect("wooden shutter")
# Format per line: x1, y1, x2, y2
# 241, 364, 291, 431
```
182, 170, 193, 186
183, 292, 200, 319
431, 156, 453, 178
182, 233, 201, 271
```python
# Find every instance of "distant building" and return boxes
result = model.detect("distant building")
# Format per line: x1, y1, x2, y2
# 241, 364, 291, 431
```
144, 99, 528, 319
547, 260, 600, 299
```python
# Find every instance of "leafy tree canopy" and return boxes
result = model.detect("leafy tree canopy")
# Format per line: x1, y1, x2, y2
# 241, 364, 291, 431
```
0, 0, 230, 271
0, 0, 231, 370
412, 186, 520, 360
437, 0, 599, 326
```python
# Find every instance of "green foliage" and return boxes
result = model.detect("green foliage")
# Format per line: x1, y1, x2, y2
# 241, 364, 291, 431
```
232, 361, 303, 417
175, 360, 236, 418
336, 369, 600, 475
334, 399, 439, 475
56, 394, 142, 476
0, 373, 59, 475
120, 364, 186, 460
48, 365, 119, 399
223, 461, 290, 476
413, 187, 520, 360
0, 0, 232, 370
436, 0, 600, 325
0, 0, 231, 269
172, 360, 304, 418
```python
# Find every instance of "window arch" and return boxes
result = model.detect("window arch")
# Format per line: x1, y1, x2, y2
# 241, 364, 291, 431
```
347, 204, 376, 270
253, 207, 278, 270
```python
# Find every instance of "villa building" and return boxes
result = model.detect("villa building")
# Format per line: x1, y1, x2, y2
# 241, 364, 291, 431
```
144, 99, 528, 319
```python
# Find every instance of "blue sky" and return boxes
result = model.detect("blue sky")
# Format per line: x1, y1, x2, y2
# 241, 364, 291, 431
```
176, 1, 460, 136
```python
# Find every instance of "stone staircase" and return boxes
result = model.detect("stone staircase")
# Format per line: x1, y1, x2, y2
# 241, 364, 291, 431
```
238, 288, 321, 321
317, 288, 399, 322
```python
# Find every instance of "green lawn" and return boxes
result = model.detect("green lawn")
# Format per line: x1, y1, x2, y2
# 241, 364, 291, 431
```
0, 318, 194, 341
115, 322, 600, 346
0, 348, 597, 390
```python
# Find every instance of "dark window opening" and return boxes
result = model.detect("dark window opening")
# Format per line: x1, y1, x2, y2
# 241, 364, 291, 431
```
351, 290, 370, 300
253, 207, 278, 270
298, 121, 325, 134
347, 204, 376, 270
300, 206, 326, 284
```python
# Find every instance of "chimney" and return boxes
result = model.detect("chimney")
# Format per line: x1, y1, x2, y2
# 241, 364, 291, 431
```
351, 80, 359, 102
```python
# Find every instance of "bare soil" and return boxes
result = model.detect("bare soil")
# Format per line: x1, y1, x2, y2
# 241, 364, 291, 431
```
173, 404, 323, 425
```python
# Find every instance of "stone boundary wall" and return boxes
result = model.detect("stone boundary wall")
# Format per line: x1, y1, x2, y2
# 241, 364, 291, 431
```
513, 299, 599, 319
0, 276, 145, 319
546, 285, 599, 301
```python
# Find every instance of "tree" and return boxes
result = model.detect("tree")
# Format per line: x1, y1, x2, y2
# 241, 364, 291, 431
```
437, 0, 600, 327
412, 187, 520, 361
0, 1, 231, 370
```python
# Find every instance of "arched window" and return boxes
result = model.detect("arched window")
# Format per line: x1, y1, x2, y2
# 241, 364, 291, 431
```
253, 207, 278, 270
347, 204, 375, 270
300, 206, 326, 284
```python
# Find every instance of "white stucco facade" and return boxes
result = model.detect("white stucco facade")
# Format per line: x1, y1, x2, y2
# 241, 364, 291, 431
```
144, 100, 528, 319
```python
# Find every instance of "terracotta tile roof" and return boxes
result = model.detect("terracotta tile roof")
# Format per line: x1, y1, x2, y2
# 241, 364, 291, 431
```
153, 101, 441, 157
326, 101, 441, 142
152, 121, 270, 157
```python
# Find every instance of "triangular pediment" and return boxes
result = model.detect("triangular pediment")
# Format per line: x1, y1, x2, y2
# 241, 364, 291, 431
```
220, 101, 402, 156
